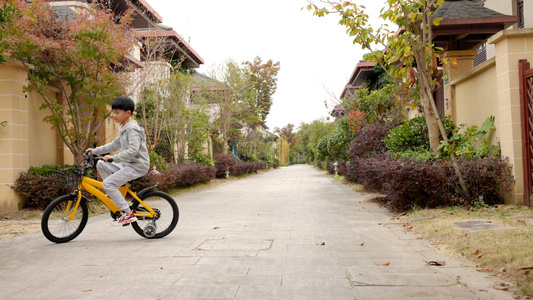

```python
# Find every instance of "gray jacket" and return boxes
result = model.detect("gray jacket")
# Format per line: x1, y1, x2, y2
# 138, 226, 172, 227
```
93, 120, 150, 175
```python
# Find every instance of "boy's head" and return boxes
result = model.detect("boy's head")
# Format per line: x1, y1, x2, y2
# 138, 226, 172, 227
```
112, 97, 135, 114
111, 97, 135, 126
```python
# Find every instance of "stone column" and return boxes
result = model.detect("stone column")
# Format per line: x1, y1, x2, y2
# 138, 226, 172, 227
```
489, 28, 533, 204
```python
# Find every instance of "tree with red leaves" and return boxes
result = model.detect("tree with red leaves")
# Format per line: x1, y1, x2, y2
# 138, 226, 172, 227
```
2, 0, 136, 163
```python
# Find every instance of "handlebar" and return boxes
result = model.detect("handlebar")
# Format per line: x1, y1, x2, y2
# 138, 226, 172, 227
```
83, 152, 113, 169
95, 157, 114, 163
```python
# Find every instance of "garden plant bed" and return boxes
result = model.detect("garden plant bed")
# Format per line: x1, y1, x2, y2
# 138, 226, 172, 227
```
399, 205, 533, 298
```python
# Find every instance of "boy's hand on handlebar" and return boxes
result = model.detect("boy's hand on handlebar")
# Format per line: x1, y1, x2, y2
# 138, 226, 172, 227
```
103, 155, 112, 162
85, 148, 94, 154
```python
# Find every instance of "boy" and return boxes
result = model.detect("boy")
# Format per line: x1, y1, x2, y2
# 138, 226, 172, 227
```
86, 96, 150, 225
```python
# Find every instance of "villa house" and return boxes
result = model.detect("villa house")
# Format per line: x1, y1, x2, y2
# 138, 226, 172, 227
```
336, 61, 376, 122
0, 0, 203, 213
340, 0, 533, 205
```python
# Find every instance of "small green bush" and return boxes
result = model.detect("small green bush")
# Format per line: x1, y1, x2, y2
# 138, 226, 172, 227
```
437, 116, 500, 159
385, 115, 455, 156
149, 152, 170, 171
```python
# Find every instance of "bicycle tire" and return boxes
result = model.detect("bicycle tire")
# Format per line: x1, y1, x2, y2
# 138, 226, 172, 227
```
131, 191, 179, 239
41, 194, 88, 243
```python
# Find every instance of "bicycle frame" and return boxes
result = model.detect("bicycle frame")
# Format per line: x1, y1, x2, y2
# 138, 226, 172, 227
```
65, 175, 158, 221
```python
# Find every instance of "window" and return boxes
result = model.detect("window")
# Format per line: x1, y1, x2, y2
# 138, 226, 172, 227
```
518, 0, 524, 28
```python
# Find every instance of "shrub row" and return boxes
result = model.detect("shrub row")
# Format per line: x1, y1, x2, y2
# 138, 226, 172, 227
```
232, 161, 268, 176
214, 154, 270, 178
345, 154, 514, 211
131, 164, 215, 192
14, 163, 216, 209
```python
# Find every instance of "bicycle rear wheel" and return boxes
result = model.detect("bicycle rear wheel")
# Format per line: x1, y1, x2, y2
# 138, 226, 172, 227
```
131, 191, 179, 239
41, 194, 88, 243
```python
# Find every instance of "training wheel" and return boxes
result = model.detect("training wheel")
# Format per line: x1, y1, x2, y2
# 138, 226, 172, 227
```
143, 224, 157, 237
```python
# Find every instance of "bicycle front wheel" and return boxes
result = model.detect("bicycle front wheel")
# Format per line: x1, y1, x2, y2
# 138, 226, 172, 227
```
131, 191, 179, 239
41, 194, 88, 243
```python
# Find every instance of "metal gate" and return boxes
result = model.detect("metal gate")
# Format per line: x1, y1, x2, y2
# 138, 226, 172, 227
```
519, 59, 533, 206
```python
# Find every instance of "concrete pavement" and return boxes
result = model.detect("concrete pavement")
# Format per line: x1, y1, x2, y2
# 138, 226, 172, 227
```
0, 165, 512, 299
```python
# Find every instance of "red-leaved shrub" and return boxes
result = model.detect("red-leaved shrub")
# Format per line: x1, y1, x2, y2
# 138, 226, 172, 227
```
214, 154, 237, 178
349, 123, 395, 159
233, 161, 266, 176
131, 164, 215, 192
345, 154, 513, 211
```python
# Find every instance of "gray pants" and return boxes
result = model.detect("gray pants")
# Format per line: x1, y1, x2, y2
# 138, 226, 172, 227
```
96, 161, 145, 212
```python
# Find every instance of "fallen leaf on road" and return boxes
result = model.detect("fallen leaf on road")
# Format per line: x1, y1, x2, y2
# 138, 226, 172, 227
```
83, 289, 92, 292
426, 260, 446, 266
512, 293, 521, 299
316, 242, 325, 246
377, 261, 390, 266
357, 242, 364, 246
476, 266, 491, 272
478, 253, 484, 259
493, 283, 510, 291
518, 266, 533, 270
473, 249, 480, 255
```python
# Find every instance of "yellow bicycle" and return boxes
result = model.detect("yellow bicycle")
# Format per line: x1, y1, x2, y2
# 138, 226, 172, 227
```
41, 153, 179, 243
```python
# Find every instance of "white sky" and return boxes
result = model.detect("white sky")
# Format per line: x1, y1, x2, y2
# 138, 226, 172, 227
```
146, 0, 383, 131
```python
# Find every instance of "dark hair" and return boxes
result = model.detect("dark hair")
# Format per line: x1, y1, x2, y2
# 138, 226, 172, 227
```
112, 96, 135, 113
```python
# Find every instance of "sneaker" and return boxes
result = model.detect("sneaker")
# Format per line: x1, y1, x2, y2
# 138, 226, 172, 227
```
118, 210, 137, 225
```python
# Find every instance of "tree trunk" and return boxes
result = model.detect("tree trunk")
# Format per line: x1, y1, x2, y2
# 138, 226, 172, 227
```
422, 88, 471, 200
422, 101, 441, 151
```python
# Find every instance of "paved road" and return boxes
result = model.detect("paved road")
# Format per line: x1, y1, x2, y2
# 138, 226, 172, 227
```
0, 165, 510, 299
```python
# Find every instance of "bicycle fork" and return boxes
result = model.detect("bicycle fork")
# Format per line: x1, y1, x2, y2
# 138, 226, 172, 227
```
64, 191, 83, 221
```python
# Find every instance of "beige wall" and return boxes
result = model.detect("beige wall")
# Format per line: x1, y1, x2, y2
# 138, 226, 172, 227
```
0, 62, 72, 213
452, 58, 500, 143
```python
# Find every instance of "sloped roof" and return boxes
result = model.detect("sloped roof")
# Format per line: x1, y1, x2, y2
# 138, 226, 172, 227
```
435, 1, 508, 19
136, 30, 204, 68
431, 0, 517, 51
340, 61, 375, 99
192, 73, 222, 89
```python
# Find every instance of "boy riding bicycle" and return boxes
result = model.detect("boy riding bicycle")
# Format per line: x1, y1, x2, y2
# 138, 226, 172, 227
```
86, 96, 150, 225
